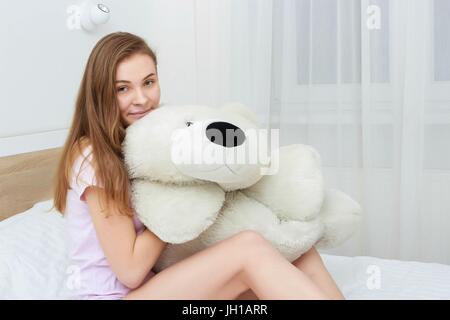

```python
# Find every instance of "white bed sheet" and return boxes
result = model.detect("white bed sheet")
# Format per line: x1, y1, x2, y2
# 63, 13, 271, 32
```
1, 200, 450, 300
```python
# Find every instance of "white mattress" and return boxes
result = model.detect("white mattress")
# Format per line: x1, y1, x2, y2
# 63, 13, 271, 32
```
1, 200, 450, 300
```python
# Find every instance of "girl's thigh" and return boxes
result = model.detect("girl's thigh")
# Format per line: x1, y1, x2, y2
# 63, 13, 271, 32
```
123, 231, 261, 300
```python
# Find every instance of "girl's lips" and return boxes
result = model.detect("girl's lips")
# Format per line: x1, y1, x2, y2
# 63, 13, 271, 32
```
129, 109, 152, 118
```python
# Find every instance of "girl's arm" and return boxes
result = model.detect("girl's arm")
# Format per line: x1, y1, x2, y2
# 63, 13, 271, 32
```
84, 186, 167, 289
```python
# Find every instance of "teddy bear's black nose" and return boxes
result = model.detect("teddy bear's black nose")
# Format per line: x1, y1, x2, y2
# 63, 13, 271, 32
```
206, 121, 246, 148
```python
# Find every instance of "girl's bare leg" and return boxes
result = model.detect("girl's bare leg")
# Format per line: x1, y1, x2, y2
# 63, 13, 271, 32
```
236, 246, 345, 300
123, 230, 328, 300
292, 247, 344, 299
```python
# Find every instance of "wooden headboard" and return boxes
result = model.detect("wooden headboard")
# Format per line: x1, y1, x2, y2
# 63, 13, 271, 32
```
0, 147, 62, 221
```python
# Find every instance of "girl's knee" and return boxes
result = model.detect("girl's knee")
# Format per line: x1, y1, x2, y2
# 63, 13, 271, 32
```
233, 230, 268, 246
231, 230, 275, 257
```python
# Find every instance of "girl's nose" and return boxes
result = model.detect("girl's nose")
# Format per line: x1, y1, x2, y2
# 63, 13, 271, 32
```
132, 88, 149, 105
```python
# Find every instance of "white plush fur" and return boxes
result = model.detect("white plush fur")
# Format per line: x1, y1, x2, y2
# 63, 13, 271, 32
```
131, 181, 225, 243
122, 103, 362, 271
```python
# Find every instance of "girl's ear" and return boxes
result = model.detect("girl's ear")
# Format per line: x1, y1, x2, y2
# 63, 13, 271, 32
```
219, 102, 259, 125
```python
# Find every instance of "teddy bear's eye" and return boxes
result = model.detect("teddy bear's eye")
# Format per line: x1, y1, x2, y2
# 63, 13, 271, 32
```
185, 121, 193, 127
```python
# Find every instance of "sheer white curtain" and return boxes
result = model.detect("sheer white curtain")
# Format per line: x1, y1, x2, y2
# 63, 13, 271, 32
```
192, 0, 273, 125
193, 0, 450, 265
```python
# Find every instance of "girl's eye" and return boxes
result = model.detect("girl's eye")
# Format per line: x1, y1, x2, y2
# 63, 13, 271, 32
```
145, 79, 154, 86
117, 86, 128, 93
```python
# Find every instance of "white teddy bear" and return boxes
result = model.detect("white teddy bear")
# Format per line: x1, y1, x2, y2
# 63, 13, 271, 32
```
122, 103, 361, 272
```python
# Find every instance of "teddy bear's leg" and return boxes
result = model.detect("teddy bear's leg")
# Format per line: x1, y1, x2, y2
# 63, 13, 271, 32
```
314, 189, 362, 249
242, 144, 325, 222
198, 191, 324, 262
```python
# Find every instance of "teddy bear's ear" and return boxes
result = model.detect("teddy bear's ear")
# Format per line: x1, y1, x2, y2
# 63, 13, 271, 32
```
220, 102, 259, 125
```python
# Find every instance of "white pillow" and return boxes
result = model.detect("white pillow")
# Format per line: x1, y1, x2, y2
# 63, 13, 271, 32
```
0, 200, 74, 299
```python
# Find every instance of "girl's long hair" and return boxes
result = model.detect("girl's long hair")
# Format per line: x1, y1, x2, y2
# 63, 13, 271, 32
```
53, 32, 158, 217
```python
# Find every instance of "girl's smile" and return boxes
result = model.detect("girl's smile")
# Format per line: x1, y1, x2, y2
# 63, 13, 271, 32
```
128, 107, 154, 119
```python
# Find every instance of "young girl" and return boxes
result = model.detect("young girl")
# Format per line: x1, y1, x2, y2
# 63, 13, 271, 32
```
53, 32, 344, 300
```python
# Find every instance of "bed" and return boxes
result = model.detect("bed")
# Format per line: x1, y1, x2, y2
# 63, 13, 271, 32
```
1, 148, 450, 300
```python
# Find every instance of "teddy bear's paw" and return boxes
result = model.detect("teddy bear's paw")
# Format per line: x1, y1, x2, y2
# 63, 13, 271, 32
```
315, 189, 362, 249
264, 218, 324, 262
131, 180, 225, 243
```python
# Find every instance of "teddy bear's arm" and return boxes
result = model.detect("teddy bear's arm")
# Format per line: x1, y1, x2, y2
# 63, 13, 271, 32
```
131, 180, 225, 244
242, 144, 325, 221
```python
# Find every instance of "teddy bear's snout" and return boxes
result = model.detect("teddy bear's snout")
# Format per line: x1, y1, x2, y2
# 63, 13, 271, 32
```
206, 121, 246, 148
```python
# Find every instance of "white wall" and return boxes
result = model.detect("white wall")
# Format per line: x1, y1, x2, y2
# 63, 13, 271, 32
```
0, 0, 199, 156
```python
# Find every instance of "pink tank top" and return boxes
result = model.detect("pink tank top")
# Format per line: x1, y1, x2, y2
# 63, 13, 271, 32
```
64, 144, 155, 300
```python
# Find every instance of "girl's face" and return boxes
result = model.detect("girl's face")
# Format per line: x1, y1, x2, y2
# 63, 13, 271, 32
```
115, 53, 161, 127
